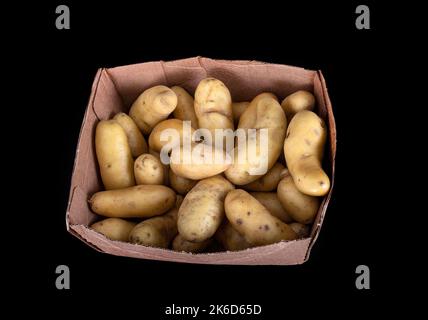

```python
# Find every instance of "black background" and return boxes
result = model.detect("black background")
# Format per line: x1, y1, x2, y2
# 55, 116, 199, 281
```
25, 0, 409, 317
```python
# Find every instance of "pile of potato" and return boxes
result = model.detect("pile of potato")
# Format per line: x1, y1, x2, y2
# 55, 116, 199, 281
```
89, 78, 330, 253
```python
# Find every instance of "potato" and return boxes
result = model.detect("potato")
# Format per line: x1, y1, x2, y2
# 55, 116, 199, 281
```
281, 90, 315, 121
129, 85, 177, 134
89, 185, 176, 218
225, 189, 297, 246
277, 170, 319, 224
249, 192, 293, 223
129, 208, 178, 248
232, 102, 249, 125
171, 86, 198, 128
134, 154, 164, 185
284, 110, 330, 196
175, 194, 184, 209
178, 175, 235, 242
148, 148, 170, 185
95, 120, 135, 190
194, 78, 234, 146
225, 95, 286, 185
215, 222, 252, 251
170, 142, 232, 180
172, 234, 212, 253
289, 222, 310, 238
91, 218, 136, 242
148, 119, 195, 153
242, 162, 285, 191
113, 112, 148, 157
169, 167, 197, 195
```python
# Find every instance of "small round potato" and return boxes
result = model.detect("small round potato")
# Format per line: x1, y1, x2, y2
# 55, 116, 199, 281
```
250, 192, 293, 223
169, 168, 197, 195
91, 218, 136, 242
242, 162, 285, 192
89, 185, 176, 218
95, 120, 135, 190
277, 170, 319, 224
289, 222, 310, 238
178, 175, 235, 242
172, 234, 212, 253
171, 86, 199, 128
113, 112, 148, 157
215, 222, 252, 251
134, 154, 164, 185
281, 90, 315, 121
129, 85, 177, 134
225, 189, 297, 246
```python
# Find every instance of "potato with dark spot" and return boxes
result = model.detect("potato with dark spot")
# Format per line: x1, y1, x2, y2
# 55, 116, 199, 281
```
232, 102, 249, 125
129, 208, 178, 248
178, 175, 235, 242
250, 192, 293, 223
113, 112, 148, 157
171, 86, 199, 128
95, 120, 135, 190
281, 90, 315, 121
134, 154, 164, 185
277, 169, 319, 224
169, 167, 197, 195
242, 162, 285, 191
289, 222, 310, 238
89, 185, 176, 218
91, 218, 136, 242
129, 85, 177, 134
172, 234, 212, 253
225, 189, 297, 246
215, 222, 252, 251
284, 110, 330, 196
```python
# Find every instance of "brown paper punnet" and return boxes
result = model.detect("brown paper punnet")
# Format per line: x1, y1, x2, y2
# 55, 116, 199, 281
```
66, 57, 336, 265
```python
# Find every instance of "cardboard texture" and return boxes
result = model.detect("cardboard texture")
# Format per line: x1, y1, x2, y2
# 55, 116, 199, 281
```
66, 57, 336, 265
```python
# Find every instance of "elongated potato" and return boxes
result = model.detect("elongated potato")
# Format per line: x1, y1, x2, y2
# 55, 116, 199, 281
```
95, 120, 135, 190
148, 119, 195, 153
134, 154, 164, 185
232, 102, 249, 125
169, 167, 197, 195
289, 222, 310, 238
172, 234, 212, 253
178, 175, 235, 242
170, 142, 232, 180
284, 110, 330, 196
250, 192, 293, 223
225, 96, 286, 185
242, 162, 285, 191
281, 90, 315, 121
194, 78, 234, 146
91, 218, 136, 242
215, 222, 252, 251
129, 208, 178, 248
277, 170, 319, 224
129, 85, 177, 134
89, 185, 176, 218
225, 189, 297, 246
113, 112, 148, 157
171, 86, 198, 128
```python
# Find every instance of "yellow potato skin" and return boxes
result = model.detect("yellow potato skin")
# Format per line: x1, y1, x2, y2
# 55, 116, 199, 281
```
281, 90, 315, 121
225, 96, 286, 185
284, 110, 330, 196
113, 112, 148, 157
129, 85, 177, 134
232, 102, 249, 125
194, 78, 234, 145
95, 120, 135, 190
129, 208, 178, 248
171, 86, 199, 128
225, 189, 297, 246
215, 222, 252, 251
91, 218, 136, 242
134, 154, 164, 185
178, 175, 235, 242
89, 185, 176, 218
172, 234, 212, 253
289, 222, 310, 238
169, 168, 197, 195
242, 162, 285, 192
148, 119, 195, 153
277, 170, 319, 224
250, 192, 293, 223
148, 148, 170, 185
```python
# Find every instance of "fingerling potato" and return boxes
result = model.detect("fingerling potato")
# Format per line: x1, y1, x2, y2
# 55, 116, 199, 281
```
113, 112, 148, 157
215, 221, 252, 251
250, 192, 293, 223
281, 90, 315, 121
242, 162, 285, 191
171, 86, 198, 128
91, 218, 136, 242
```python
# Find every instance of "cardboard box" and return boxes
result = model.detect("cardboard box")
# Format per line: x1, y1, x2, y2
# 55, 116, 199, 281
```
66, 57, 336, 265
